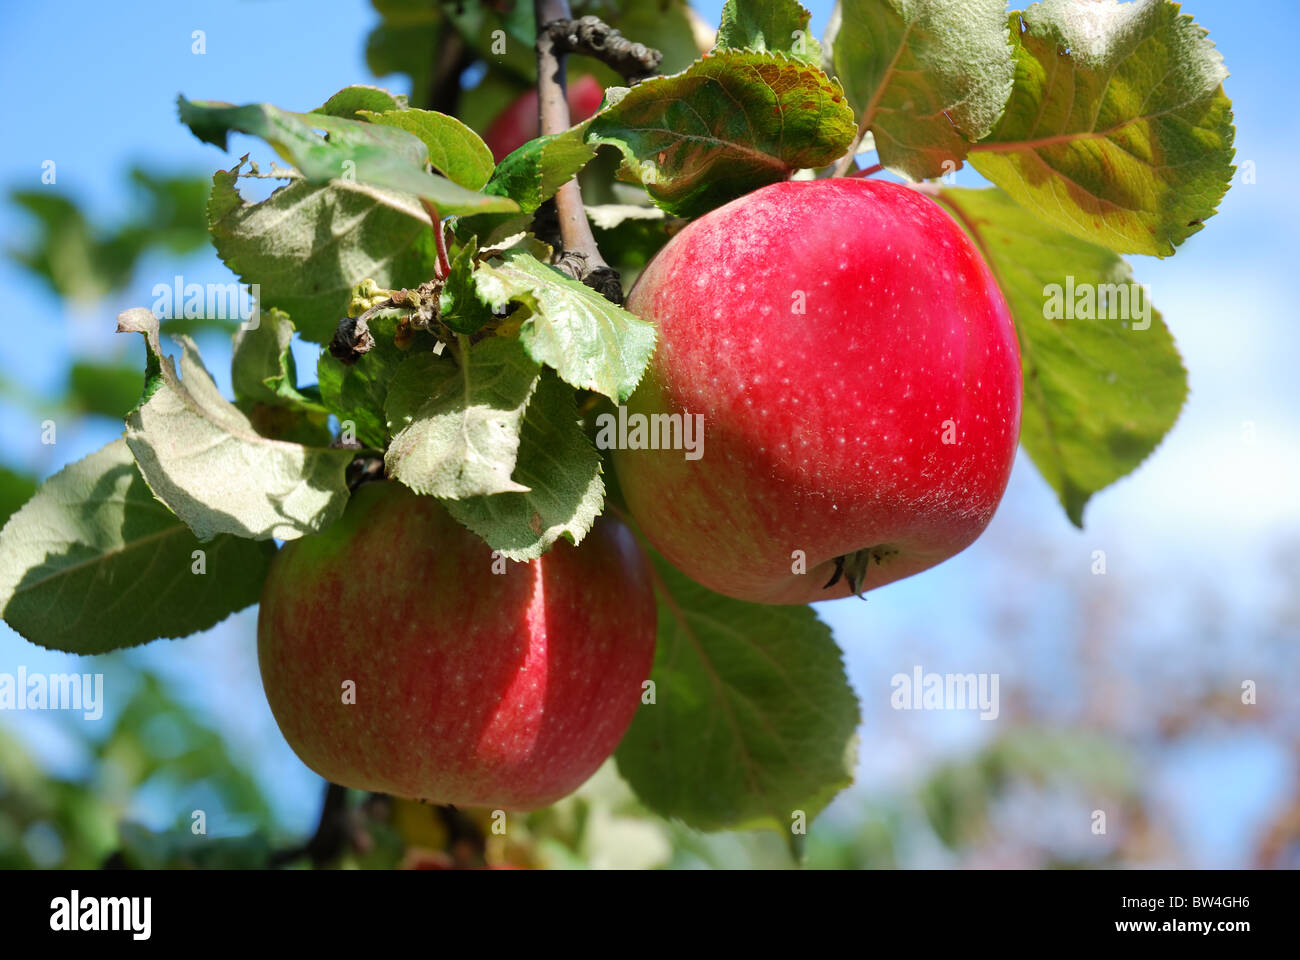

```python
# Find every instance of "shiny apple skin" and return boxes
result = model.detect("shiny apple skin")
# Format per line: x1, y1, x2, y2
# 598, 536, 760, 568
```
483, 74, 605, 162
257, 482, 656, 809
613, 178, 1022, 604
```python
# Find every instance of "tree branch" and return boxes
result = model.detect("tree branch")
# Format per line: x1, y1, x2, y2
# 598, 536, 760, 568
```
269, 781, 351, 868
535, 0, 624, 304
435, 804, 488, 867
425, 27, 473, 114
544, 15, 662, 81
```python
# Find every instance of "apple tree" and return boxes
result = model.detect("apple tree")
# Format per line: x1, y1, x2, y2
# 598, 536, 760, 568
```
0, 0, 1234, 857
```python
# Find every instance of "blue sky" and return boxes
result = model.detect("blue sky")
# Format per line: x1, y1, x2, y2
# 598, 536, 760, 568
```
1, 1, 1297, 866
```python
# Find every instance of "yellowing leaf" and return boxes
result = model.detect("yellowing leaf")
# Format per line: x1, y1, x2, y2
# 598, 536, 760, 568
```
970, 0, 1235, 256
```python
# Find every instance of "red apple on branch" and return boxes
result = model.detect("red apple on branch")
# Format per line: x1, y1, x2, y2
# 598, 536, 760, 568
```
483, 74, 604, 161
613, 178, 1022, 604
257, 482, 656, 809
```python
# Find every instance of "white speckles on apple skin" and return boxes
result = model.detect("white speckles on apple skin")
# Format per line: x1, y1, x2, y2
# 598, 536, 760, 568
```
614, 178, 1023, 605
257, 485, 657, 809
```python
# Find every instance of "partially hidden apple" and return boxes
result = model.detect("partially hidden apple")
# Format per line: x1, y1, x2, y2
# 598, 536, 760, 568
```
257, 481, 656, 809
482, 74, 604, 162
612, 178, 1022, 605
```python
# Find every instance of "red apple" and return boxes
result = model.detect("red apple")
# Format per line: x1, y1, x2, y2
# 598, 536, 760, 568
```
612, 178, 1022, 604
482, 74, 604, 162
257, 481, 656, 809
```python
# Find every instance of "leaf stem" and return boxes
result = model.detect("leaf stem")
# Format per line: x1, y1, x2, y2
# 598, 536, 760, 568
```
421, 198, 452, 280
847, 163, 884, 179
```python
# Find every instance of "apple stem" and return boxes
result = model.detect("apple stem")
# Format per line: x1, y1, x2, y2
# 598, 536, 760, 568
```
831, 127, 869, 178
535, 0, 625, 304
421, 198, 452, 280
847, 163, 884, 179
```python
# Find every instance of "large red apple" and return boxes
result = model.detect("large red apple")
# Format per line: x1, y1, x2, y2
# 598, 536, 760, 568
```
257, 481, 656, 809
482, 74, 604, 162
612, 178, 1022, 604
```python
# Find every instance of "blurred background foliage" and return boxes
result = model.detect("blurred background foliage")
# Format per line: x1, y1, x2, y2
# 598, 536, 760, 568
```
1, 0, 1297, 869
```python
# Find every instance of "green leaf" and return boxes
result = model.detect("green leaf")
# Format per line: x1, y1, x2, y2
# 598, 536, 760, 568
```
365, 0, 446, 109
360, 108, 494, 191
585, 204, 668, 230
124, 167, 212, 255
587, 50, 856, 217
107, 671, 275, 825
0, 438, 275, 654
231, 309, 332, 446
384, 337, 541, 499
177, 96, 517, 216
442, 0, 536, 83
438, 238, 495, 334
0, 467, 37, 527
616, 0, 706, 75
473, 250, 656, 403
485, 128, 599, 214
616, 553, 860, 832
717, 0, 821, 65
7, 193, 138, 303
585, 205, 674, 273
116, 308, 354, 541
8, 170, 209, 304
457, 70, 532, 138
828, 0, 1015, 180
937, 186, 1187, 525
158, 315, 240, 338
444, 371, 604, 561
969, 0, 1234, 256
66, 361, 144, 419
313, 84, 407, 118
316, 314, 408, 450
231, 308, 327, 412
207, 162, 439, 344
117, 823, 272, 869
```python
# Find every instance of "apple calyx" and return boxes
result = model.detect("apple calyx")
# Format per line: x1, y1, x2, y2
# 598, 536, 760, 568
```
822, 546, 900, 598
